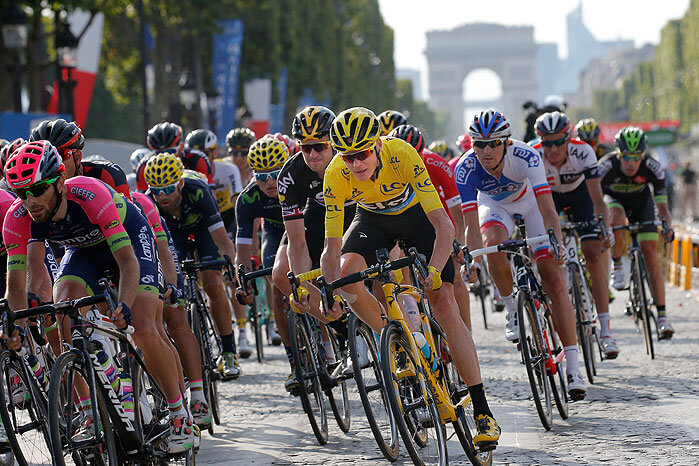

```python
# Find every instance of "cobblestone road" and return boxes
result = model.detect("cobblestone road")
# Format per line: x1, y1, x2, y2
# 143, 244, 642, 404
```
198, 285, 699, 465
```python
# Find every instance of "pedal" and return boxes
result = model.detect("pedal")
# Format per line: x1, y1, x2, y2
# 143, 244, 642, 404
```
476, 440, 498, 452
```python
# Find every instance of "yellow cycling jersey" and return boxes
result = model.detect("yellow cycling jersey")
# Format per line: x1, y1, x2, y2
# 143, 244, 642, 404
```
323, 137, 443, 238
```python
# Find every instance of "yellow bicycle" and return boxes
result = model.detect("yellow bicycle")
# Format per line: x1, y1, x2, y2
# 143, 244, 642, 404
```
318, 247, 492, 466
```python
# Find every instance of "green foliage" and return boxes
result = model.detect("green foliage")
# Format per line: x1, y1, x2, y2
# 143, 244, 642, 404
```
592, 0, 697, 132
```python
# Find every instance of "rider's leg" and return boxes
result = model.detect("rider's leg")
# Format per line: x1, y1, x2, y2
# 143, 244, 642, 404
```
640, 238, 665, 308
580, 240, 610, 327
338, 253, 384, 333
200, 269, 234, 353
452, 271, 472, 331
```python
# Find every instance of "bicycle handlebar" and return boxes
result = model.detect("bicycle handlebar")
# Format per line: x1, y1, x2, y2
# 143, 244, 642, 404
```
460, 234, 549, 268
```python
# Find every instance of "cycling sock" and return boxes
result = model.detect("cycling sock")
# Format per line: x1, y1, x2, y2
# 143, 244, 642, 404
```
564, 345, 580, 375
284, 345, 294, 369
612, 257, 622, 266
323, 341, 335, 363
189, 379, 206, 403
220, 333, 236, 354
656, 305, 666, 318
467, 384, 493, 418
168, 394, 187, 418
237, 318, 248, 330
501, 293, 516, 313
599, 313, 611, 338
78, 396, 92, 416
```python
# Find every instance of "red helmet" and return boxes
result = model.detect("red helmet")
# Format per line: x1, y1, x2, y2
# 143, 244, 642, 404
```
0, 137, 27, 177
4, 140, 65, 189
456, 133, 472, 153
273, 132, 299, 156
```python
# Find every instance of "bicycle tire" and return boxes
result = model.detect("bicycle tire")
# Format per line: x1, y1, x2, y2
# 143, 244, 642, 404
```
570, 268, 594, 384
516, 291, 553, 430
190, 302, 221, 433
380, 323, 447, 466
544, 313, 569, 420
634, 252, 655, 359
252, 301, 264, 363
289, 312, 329, 445
325, 327, 351, 433
48, 350, 119, 466
348, 314, 399, 461
0, 350, 53, 466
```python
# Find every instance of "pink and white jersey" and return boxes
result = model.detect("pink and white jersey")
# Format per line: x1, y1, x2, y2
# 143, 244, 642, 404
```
533, 139, 599, 193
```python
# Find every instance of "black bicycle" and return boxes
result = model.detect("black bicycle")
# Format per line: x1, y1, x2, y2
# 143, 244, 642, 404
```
237, 265, 273, 363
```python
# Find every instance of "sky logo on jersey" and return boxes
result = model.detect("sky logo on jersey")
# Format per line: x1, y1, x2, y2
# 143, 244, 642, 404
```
379, 182, 405, 195
512, 147, 540, 167
413, 164, 426, 177
277, 172, 294, 194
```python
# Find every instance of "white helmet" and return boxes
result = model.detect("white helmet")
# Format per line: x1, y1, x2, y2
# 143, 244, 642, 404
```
130, 148, 152, 172
543, 94, 566, 111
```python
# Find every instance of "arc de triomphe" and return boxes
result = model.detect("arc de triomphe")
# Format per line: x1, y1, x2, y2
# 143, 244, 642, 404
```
426, 23, 538, 144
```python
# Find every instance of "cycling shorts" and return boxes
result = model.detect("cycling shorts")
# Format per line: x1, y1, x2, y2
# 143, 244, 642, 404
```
162, 220, 186, 307
606, 188, 658, 240
341, 204, 455, 284
552, 183, 601, 241
262, 222, 284, 269
171, 223, 222, 271
478, 187, 551, 261
54, 221, 160, 296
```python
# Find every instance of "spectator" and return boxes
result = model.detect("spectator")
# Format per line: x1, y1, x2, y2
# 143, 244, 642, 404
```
680, 161, 697, 221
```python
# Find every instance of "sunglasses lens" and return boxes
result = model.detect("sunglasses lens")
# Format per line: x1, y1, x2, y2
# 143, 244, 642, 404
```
342, 149, 372, 163
301, 142, 328, 153
15, 179, 55, 199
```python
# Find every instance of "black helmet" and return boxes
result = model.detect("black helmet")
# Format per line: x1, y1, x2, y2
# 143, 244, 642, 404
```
225, 127, 256, 150
147, 122, 183, 151
534, 111, 571, 136
378, 110, 407, 136
291, 106, 335, 142
390, 124, 425, 153
185, 129, 218, 151
29, 118, 85, 151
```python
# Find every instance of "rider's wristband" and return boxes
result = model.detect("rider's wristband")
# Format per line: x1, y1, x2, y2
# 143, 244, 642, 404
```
427, 266, 442, 290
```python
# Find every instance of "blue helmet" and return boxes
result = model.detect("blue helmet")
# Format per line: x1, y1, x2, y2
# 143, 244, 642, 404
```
468, 110, 512, 140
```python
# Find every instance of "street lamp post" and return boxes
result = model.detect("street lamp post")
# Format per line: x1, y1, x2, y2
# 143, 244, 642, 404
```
55, 20, 79, 118
1, 3, 28, 113
179, 69, 197, 129
205, 87, 222, 133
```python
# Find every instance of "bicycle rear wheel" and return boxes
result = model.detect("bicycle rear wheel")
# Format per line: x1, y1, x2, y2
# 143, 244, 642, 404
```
380, 324, 447, 466
0, 350, 53, 466
570, 268, 595, 384
289, 312, 329, 445
634, 253, 655, 359
516, 291, 553, 430
251, 301, 264, 363
348, 314, 399, 461
48, 350, 119, 466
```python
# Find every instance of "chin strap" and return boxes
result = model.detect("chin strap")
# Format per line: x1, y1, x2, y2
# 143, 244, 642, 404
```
47, 184, 63, 221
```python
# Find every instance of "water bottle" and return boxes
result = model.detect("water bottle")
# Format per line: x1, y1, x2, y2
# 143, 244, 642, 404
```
413, 332, 438, 373
95, 348, 121, 394
119, 371, 134, 421
25, 354, 48, 391
400, 295, 422, 332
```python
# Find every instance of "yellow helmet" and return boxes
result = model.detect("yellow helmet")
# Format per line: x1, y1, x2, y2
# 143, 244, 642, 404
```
428, 140, 447, 156
574, 118, 601, 142
378, 110, 407, 136
330, 107, 381, 154
144, 152, 184, 187
247, 136, 289, 171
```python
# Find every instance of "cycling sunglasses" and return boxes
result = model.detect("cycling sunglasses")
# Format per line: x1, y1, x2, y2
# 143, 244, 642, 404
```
541, 137, 568, 148
300, 142, 331, 154
341, 147, 374, 164
58, 149, 80, 161
13, 176, 59, 200
621, 151, 644, 162
254, 169, 281, 182
473, 139, 504, 149
150, 183, 178, 196
230, 149, 248, 157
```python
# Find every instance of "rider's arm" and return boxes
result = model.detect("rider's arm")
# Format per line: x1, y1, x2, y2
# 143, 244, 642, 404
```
285, 218, 312, 275
320, 237, 342, 283
584, 177, 609, 225
535, 192, 564, 243
449, 205, 466, 245
26, 241, 50, 299
647, 157, 672, 228
464, 210, 484, 251
211, 226, 236, 263
112, 245, 140, 308
425, 207, 456, 272
320, 158, 349, 282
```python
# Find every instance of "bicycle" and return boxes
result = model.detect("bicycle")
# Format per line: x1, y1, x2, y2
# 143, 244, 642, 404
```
286, 268, 354, 445
559, 213, 604, 383
611, 219, 667, 360
462, 214, 569, 431
3, 279, 193, 465
320, 247, 493, 466
236, 265, 274, 363
181, 253, 234, 433
453, 240, 500, 329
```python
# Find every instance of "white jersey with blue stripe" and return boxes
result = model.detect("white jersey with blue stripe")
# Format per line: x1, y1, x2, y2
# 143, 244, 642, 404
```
454, 139, 552, 213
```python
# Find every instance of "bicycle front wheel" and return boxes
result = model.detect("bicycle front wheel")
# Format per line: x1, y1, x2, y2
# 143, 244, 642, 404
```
48, 350, 119, 466
517, 291, 553, 430
380, 323, 447, 466
326, 325, 351, 433
191, 302, 221, 433
289, 312, 328, 445
0, 350, 53, 466
570, 267, 595, 384
635, 252, 655, 359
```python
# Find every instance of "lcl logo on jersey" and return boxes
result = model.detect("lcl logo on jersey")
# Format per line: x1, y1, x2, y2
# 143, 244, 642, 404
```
380, 182, 405, 195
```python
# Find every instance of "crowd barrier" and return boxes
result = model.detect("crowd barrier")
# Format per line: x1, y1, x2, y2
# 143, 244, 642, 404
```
664, 223, 699, 291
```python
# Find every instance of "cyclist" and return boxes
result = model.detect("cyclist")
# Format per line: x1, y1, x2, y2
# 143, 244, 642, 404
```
225, 127, 257, 184
451, 133, 472, 169
234, 136, 288, 362
0, 138, 26, 190
3, 141, 195, 452
273, 132, 300, 157
454, 109, 586, 400
377, 110, 407, 136
389, 124, 474, 329
184, 129, 252, 355
144, 153, 242, 379
532, 112, 618, 358
575, 118, 614, 160
30, 119, 132, 200
598, 126, 675, 339
321, 107, 501, 446
428, 139, 447, 157
271, 106, 357, 391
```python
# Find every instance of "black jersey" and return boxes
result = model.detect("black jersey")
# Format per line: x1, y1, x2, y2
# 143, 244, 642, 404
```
598, 153, 667, 202
235, 180, 284, 244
